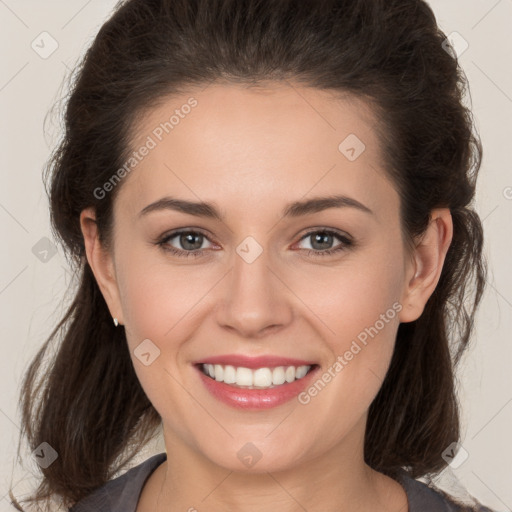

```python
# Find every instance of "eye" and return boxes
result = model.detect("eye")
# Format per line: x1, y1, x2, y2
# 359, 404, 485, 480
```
295, 229, 353, 257
155, 227, 354, 259
157, 229, 216, 258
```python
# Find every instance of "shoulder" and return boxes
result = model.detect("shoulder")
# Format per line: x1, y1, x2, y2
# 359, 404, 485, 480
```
69, 452, 167, 512
395, 469, 497, 512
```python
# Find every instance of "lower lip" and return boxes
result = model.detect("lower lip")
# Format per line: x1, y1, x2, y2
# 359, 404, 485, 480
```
195, 365, 319, 410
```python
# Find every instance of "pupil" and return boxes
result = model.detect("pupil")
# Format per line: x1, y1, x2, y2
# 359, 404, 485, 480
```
312, 232, 332, 250
181, 233, 202, 250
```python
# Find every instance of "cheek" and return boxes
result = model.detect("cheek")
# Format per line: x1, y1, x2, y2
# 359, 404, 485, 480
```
116, 249, 223, 345
291, 246, 404, 408
292, 249, 404, 349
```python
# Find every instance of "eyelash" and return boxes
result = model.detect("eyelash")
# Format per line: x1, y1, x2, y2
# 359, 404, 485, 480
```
155, 228, 354, 259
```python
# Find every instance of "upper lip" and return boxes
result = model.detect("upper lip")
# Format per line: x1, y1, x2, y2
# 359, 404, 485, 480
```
194, 354, 317, 369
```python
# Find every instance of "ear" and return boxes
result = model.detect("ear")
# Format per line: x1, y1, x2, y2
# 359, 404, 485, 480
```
80, 207, 124, 325
398, 208, 453, 323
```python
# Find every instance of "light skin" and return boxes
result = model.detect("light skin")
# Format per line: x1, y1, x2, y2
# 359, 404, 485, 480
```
80, 82, 453, 512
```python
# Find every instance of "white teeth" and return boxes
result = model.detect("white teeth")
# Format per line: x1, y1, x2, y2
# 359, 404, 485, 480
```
214, 364, 224, 382
223, 365, 236, 384
295, 365, 308, 379
272, 366, 286, 385
253, 368, 272, 387
236, 367, 253, 386
201, 363, 312, 388
285, 366, 295, 383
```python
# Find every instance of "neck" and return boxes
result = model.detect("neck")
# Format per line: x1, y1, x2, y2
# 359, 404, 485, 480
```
144, 425, 407, 512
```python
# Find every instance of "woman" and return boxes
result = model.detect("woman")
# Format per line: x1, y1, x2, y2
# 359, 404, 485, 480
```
10, 0, 495, 511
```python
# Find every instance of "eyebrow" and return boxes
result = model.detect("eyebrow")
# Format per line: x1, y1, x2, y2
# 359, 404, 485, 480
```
138, 194, 374, 220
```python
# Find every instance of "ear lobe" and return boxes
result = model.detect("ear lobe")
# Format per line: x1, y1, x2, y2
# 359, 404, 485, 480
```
398, 208, 453, 323
80, 207, 124, 324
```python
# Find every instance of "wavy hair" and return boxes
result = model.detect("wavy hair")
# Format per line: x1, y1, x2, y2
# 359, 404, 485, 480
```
10, 0, 487, 510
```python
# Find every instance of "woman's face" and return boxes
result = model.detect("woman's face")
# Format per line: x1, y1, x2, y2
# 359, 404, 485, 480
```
90, 82, 429, 472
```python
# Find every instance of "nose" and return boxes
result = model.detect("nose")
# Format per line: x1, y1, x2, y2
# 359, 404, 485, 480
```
215, 242, 294, 339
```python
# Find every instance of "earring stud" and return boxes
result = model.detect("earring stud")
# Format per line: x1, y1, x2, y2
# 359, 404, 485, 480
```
113, 317, 119, 327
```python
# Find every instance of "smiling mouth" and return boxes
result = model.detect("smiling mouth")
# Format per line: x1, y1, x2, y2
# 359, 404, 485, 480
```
197, 363, 318, 389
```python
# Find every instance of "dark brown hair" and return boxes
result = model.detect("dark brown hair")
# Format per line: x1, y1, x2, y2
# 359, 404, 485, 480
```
11, 0, 487, 510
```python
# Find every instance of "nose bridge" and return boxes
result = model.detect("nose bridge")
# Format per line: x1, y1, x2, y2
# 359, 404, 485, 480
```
216, 234, 292, 337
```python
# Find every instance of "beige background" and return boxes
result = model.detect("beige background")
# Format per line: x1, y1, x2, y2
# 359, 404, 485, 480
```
0, 1, 511, 510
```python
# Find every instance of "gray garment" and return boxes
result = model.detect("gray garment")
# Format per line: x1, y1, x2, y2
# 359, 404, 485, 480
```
69, 452, 495, 512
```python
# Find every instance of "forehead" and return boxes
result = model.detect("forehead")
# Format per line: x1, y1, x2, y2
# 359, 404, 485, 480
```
117, 81, 399, 225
